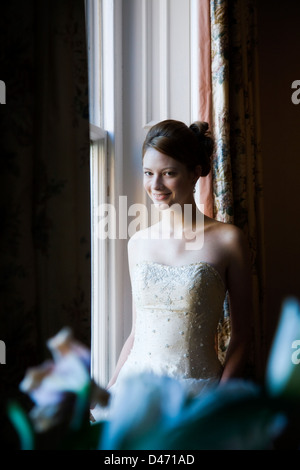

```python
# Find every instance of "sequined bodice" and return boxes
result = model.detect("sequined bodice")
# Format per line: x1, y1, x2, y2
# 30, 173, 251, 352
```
116, 261, 226, 394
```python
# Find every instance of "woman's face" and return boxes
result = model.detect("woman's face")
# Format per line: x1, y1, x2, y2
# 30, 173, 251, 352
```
143, 148, 199, 208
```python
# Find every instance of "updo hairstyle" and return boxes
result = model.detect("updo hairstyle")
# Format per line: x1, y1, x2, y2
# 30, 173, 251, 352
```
142, 119, 214, 177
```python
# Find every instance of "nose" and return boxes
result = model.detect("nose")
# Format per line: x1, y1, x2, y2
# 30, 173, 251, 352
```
152, 174, 165, 190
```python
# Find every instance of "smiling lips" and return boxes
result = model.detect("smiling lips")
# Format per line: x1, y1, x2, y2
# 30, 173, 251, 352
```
152, 193, 171, 201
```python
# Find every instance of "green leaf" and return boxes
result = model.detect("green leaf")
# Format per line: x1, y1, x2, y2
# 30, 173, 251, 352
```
7, 401, 35, 450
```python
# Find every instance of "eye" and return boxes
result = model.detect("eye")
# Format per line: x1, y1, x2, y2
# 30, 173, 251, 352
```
163, 171, 176, 176
143, 171, 153, 176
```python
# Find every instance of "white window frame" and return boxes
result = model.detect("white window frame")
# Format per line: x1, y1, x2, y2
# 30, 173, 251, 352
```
86, 0, 123, 387
90, 134, 108, 388
86, 0, 201, 388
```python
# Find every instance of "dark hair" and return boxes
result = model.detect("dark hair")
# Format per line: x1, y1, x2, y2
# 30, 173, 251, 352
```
142, 119, 214, 177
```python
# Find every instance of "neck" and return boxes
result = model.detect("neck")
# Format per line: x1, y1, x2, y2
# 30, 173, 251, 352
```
159, 199, 201, 234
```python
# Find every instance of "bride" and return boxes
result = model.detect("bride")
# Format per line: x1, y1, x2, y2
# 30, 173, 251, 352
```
102, 119, 253, 402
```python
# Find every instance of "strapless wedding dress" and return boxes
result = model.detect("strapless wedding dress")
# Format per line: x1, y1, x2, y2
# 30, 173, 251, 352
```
114, 260, 227, 396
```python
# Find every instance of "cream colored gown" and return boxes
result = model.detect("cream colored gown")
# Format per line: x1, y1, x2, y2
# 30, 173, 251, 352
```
114, 260, 226, 395
92, 260, 227, 421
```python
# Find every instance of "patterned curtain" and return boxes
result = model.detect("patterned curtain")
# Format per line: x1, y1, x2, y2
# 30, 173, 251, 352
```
197, 0, 214, 218
210, 0, 266, 379
0, 0, 91, 409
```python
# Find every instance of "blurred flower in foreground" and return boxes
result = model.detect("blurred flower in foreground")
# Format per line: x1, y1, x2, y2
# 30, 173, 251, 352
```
266, 297, 300, 401
7, 298, 300, 450
19, 328, 109, 432
264, 297, 300, 448
9, 328, 109, 449
99, 373, 285, 450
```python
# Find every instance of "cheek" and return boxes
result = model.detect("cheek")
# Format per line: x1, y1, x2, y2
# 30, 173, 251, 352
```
143, 179, 151, 193
173, 178, 189, 193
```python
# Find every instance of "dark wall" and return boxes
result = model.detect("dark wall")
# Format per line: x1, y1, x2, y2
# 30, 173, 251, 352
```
257, 0, 300, 353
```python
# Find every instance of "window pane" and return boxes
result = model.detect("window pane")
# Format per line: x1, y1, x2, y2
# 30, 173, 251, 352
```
90, 137, 108, 386
86, 0, 103, 128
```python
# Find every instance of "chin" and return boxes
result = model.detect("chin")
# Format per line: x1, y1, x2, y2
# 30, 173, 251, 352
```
152, 201, 170, 210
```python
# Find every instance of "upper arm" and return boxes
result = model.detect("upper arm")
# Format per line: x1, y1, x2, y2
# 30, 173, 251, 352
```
225, 226, 253, 340
127, 237, 138, 336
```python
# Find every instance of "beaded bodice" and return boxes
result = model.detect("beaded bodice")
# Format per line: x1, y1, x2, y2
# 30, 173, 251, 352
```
117, 261, 226, 391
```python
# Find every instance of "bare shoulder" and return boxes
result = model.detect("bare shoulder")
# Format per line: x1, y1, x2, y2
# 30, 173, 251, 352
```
128, 226, 151, 247
127, 227, 151, 268
206, 217, 248, 253
204, 217, 251, 277
205, 219, 252, 304
128, 229, 142, 256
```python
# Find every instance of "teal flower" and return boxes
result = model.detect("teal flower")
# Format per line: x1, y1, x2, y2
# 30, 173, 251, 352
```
99, 373, 191, 450
266, 297, 300, 401
99, 374, 284, 450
